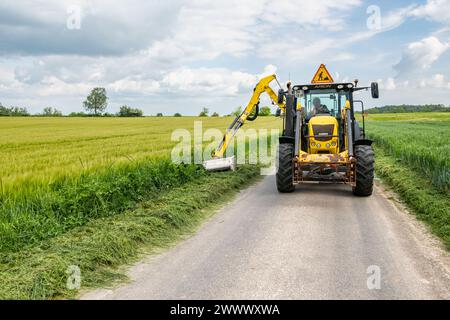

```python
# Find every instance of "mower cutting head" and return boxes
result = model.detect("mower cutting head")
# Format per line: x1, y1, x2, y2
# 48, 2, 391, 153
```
203, 156, 236, 172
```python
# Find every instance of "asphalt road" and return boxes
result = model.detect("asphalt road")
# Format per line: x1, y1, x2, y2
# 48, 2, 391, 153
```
83, 175, 450, 300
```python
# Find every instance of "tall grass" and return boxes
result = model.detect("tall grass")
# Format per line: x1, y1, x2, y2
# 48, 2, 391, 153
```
367, 120, 450, 194
0, 158, 207, 252
0, 117, 281, 254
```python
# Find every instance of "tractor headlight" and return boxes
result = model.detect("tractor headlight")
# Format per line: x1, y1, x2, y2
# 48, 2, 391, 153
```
326, 143, 331, 148
317, 143, 321, 148
311, 142, 316, 147
331, 141, 337, 147
337, 85, 344, 89
347, 84, 354, 88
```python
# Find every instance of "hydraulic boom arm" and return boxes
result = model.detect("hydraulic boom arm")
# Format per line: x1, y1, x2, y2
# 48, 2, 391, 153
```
212, 74, 284, 158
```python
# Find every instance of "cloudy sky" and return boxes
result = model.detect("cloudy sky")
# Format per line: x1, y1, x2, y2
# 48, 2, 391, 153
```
0, 0, 449, 115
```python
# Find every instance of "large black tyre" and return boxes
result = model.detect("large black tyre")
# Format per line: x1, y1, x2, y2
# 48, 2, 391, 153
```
353, 145, 375, 196
276, 143, 295, 193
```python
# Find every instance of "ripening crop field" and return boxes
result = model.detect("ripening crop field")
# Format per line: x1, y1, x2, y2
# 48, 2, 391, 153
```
0, 116, 281, 253
0, 116, 281, 196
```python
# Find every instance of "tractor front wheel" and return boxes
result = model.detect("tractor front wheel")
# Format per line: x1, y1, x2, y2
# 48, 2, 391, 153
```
276, 143, 295, 193
353, 145, 375, 196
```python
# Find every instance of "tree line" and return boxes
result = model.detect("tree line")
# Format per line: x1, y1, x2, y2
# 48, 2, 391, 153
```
366, 104, 450, 114
1, 87, 274, 117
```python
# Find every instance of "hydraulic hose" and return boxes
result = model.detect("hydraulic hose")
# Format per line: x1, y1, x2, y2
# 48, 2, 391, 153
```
247, 103, 259, 121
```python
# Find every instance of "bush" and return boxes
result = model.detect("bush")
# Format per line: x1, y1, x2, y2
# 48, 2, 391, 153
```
156, 113, 163, 117
68, 112, 87, 117
211, 112, 219, 117
232, 106, 242, 117
42, 107, 63, 117
117, 105, 143, 117
259, 106, 272, 116
174, 113, 182, 117
0, 104, 30, 116
199, 107, 209, 117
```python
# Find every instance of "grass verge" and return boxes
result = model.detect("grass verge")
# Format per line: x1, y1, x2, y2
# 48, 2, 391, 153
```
0, 165, 261, 299
0, 158, 207, 252
374, 145, 450, 249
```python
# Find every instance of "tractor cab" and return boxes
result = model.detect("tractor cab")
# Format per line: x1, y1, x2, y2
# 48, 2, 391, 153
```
276, 64, 380, 196
294, 83, 356, 155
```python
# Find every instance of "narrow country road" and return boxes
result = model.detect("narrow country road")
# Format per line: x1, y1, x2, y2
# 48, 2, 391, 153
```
82, 176, 450, 300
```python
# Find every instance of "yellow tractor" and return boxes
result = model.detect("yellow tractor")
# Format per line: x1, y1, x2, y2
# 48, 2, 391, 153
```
204, 64, 379, 196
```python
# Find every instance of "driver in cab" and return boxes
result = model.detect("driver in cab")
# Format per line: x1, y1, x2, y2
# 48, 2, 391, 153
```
306, 97, 330, 121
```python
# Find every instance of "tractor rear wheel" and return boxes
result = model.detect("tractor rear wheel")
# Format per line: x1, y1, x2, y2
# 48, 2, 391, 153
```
353, 145, 375, 196
276, 143, 295, 193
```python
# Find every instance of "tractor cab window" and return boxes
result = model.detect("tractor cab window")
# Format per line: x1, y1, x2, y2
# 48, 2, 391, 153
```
303, 89, 349, 120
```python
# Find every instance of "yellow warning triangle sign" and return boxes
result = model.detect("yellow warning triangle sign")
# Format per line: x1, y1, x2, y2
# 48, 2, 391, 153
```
311, 64, 334, 84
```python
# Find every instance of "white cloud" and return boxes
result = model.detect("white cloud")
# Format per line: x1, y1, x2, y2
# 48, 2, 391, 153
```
0, 0, 181, 55
2, 0, 450, 114
394, 36, 450, 76
410, 0, 450, 24
161, 67, 258, 96
419, 73, 450, 89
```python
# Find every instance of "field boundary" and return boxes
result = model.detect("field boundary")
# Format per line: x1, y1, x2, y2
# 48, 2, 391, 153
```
374, 145, 450, 250
0, 165, 262, 299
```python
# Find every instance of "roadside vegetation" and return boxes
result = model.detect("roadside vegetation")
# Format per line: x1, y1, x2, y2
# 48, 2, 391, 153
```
0, 165, 261, 299
0, 116, 279, 299
1, 111, 449, 298
366, 112, 450, 249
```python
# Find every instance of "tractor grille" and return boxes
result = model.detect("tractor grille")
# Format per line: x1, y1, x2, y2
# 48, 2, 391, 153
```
312, 124, 335, 141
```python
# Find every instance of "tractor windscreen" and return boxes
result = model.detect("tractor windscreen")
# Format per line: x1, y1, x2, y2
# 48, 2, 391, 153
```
303, 89, 349, 119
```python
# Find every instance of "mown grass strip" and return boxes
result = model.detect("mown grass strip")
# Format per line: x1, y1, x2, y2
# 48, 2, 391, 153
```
374, 145, 450, 249
0, 165, 261, 299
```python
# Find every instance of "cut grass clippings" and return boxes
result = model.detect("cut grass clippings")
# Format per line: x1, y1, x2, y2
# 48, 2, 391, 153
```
374, 145, 450, 250
0, 165, 261, 299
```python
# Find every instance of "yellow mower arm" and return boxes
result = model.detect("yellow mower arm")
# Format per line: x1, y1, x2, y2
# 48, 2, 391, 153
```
212, 74, 285, 158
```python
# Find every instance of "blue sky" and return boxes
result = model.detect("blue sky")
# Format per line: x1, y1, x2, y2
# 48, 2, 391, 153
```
0, 0, 449, 115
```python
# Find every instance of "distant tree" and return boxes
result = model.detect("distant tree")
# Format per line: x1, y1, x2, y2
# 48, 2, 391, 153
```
174, 113, 182, 117
232, 106, 243, 117
156, 113, 163, 117
42, 107, 62, 117
199, 107, 209, 117
68, 111, 87, 117
0, 103, 8, 116
117, 105, 143, 117
0, 104, 29, 116
211, 112, 219, 117
259, 106, 272, 116
83, 87, 108, 116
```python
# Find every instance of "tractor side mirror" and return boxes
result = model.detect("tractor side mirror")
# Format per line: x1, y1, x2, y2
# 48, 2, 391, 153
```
277, 89, 284, 105
371, 82, 379, 99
